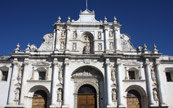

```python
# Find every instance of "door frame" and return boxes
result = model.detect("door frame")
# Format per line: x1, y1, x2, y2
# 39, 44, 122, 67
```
74, 81, 100, 108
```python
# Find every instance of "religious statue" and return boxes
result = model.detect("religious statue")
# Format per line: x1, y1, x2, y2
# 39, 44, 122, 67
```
112, 89, 117, 101
83, 36, 90, 54
98, 43, 102, 51
153, 89, 158, 101
109, 31, 113, 37
61, 31, 65, 37
60, 41, 64, 50
58, 67, 63, 84
111, 69, 116, 85
110, 42, 114, 50
151, 67, 157, 84
73, 31, 77, 39
57, 88, 62, 101
98, 32, 101, 39
72, 43, 77, 50
14, 88, 20, 101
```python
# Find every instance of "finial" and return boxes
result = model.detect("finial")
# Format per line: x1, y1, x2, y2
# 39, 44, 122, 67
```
153, 44, 159, 54
143, 44, 148, 54
67, 16, 71, 23
26, 43, 30, 51
104, 16, 107, 23
114, 16, 117, 23
14, 43, 20, 53
57, 16, 61, 23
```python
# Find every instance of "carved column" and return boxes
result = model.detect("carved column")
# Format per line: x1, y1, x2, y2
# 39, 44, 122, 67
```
144, 58, 154, 106
8, 58, 20, 105
50, 58, 60, 107
155, 60, 166, 106
63, 58, 70, 107
105, 58, 112, 106
113, 26, 121, 52
65, 26, 70, 53
55, 28, 61, 51
104, 26, 109, 53
19, 58, 29, 105
116, 59, 123, 107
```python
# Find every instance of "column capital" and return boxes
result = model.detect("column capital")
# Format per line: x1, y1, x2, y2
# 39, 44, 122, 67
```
65, 58, 70, 65
105, 58, 110, 65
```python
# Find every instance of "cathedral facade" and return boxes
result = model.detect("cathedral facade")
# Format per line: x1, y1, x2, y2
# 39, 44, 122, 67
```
0, 9, 173, 108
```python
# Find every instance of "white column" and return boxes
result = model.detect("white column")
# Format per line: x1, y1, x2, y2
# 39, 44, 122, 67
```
105, 58, 112, 106
113, 27, 121, 52
8, 58, 19, 105
65, 26, 70, 53
104, 27, 109, 53
144, 58, 154, 105
51, 58, 60, 107
155, 61, 166, 106
19, 58, 29, 105
116, 59, 123, 106
55, 28, 61, 51
63, 58, 70, 107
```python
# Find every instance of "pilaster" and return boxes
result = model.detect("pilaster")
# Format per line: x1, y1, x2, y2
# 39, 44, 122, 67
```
19, 58, 29, 105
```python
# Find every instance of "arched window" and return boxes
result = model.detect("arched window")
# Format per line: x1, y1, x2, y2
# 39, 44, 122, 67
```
37, 67, 47, 80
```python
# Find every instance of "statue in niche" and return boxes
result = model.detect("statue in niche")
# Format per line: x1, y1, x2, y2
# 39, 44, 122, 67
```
60, 41, 65, 50
98, 43, 102, 51
153, 88, 158, 101
61, 31, 65, 37
73, 31, 77, 39
110, 42, 114, 50
57, 88, 62, 101
72, 43, 77, 50
109, 31, 113, 37
58, 67, 63, 84
98, 32, 101, 39
112, 89, 117, 101
111, 69, 116, 85
14, 88, 20, 101
83, 36, 90, 54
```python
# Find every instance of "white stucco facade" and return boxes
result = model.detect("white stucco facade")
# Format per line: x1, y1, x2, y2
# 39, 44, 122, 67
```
0, 9, 172, 108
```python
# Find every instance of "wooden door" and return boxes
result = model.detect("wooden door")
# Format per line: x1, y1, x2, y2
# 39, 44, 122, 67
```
32, 94, 45, 108
127, 93, 140, 108
78, 94, 95, 108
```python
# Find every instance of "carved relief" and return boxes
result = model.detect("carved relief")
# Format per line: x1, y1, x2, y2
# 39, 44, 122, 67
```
98, 32, 101, 39
120, 34, 136, 51
38, 33, 54, 51
98, 43, 102, 51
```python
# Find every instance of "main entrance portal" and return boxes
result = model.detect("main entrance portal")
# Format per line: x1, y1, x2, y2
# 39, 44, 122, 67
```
127, 90, 142, 108
77, 85, 96, 108
32, 90, 47, 108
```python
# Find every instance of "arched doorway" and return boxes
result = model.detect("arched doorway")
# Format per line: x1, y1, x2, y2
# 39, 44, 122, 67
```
32, 90, 47, 108
77, 84, 97, 108
127, 90, 141, 108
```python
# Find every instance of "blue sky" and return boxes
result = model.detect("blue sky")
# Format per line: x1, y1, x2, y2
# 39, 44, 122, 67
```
0, 0, 173, 55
